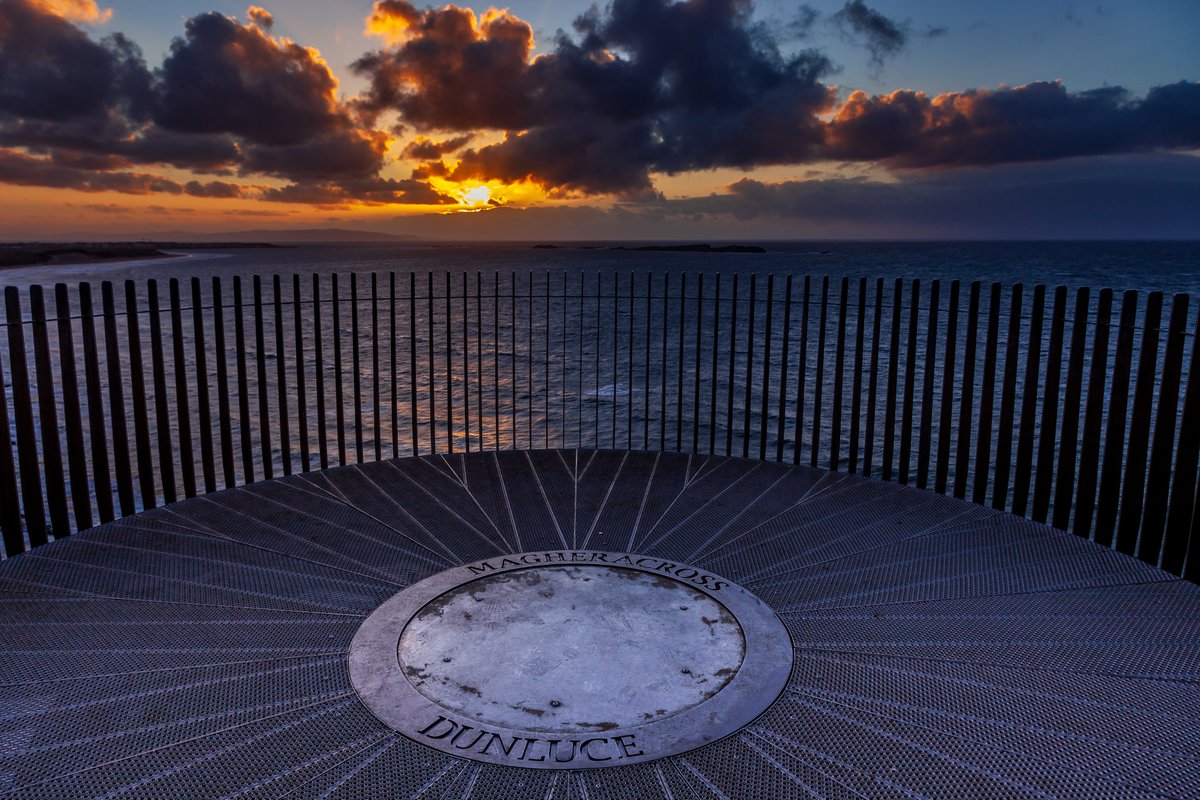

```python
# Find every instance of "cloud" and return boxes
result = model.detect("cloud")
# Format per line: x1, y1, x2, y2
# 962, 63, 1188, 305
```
355, 2, 536, 131
184, 179, 244, 198
825, 80, 1200, 167
0, 0, 402, 201
401, 135, 473, 160
0, 0, 151, 123
647, 153, 1200, 237
154, 12, 353, 148
28, 0, 110, 23
355, 0, 834, 196
260, 176, 455, 206
0, 147, 183, 193
830, 0, 907, 73
380, 152, 1200, 240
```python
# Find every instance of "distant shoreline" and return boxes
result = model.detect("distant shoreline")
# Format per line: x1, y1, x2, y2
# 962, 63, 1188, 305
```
0, 242, 278, 271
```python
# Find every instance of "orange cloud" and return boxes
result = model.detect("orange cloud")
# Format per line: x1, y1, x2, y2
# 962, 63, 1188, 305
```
28, 0, 110, 23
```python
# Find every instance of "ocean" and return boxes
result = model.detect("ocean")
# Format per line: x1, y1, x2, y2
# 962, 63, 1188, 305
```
0, 240, 1198, 294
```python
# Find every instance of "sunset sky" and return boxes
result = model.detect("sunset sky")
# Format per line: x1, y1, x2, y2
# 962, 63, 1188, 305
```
0, 0, 1197, 240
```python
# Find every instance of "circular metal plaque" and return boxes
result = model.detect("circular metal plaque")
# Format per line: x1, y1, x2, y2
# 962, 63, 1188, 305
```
349, 551, 793, 769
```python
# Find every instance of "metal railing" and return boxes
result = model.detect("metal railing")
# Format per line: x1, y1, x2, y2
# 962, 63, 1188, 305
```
1, 271, 1197, 580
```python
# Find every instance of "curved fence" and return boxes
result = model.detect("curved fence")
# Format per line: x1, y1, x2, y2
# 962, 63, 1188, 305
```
1, 271, 1197, 580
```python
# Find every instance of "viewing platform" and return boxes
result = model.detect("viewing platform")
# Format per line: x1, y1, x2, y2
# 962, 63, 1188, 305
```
1, 270, 1198, 797
3, 449, 1197, 798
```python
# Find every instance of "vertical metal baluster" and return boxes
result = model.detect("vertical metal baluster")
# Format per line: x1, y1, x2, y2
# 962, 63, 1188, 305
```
146, 281, 178, 502
633, 273, 643, 450
427, 272, 437, 454
742, 274, 756, 460
126, 281, 157, 505
192, 278, 216, 492
694, 273, 705, 454
4, 288, 45, 545
372, 273, 382, 461
332, 274, 346, 465
1094, 291, 1137, 546
1115, 292, 1163, 555
1013, 284, 1047, 516
916, 280, 939, 490
971, 283, 1002, 505
312, 275, 329, 470
1032, 286, 1068, 520
1138, 294, 1190, 564
510, 271, 517, 449
831, 277, 849, 471
293, 275, 310, 472
391, 272, 399, 458
709, 274, 721, 456
1070, 287, 1110, 533
464, 272, 472, 453
882, 279, 901, 481
758, 275, 774, 461
849, 278, 866, 473
935, 281, 960, 493
993, 283, 1023, 508
528, 272, 535, 450
1162, 301, 1200, 574
617, 272, 624, 450
352, 274, 364, 462
953, 282, 981, 499
54, 284, 91, 530
644, 272, 652, 450
79, 283, 114, 522
252, 277, 272, 480
273, 276, 291, 476
1052, 288, 1092, 530
213, 277, 236, 488
677, 273, 687, 452
726, 274, 738, 457
794, 276, 811, 466
472, 273, 482, 450
493, 272, 500, 449
30, 287, 69, 534
898, 279, 920, 484
167, 280, 195, 497
409, 272, 420, 455
599, 272, 606, 449
776, 276, 793, 463
446, 271, 454, 454
102, 283, 133, 512
814, 275, 834, 470
0, 342, 20, 553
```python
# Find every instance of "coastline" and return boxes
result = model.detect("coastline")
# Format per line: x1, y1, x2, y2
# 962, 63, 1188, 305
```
0, 246, 183, 271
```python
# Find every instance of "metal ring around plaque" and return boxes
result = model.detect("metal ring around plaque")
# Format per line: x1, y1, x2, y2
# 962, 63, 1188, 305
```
349, 551, 794, 769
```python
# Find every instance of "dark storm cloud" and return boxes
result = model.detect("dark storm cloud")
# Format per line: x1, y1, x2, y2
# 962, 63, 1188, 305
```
401, 135, 473, 160
0, 147, 183, 193
0, 0, 152, 123
0, 0, 393, 200
825, 80, 1200, 167
260, 176, 455, 206
154, 12, 349, 148
355, 0, 834, 195
184, 180, 244, 198
650, 153, 1200, 238
830, 0, 907, 72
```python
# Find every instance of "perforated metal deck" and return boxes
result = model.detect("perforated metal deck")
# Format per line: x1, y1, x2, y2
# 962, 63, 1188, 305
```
1, 450, 1198, 798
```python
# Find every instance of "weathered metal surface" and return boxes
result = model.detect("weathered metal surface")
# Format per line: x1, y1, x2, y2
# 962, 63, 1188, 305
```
350, 553, 791, 768
0, 449, 1197, 799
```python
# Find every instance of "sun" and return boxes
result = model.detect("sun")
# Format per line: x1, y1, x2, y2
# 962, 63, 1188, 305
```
459, 185, 492, 207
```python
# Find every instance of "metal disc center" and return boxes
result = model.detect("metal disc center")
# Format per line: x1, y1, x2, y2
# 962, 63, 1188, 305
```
350, 551, 793, 768
397, 565, 745, 733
